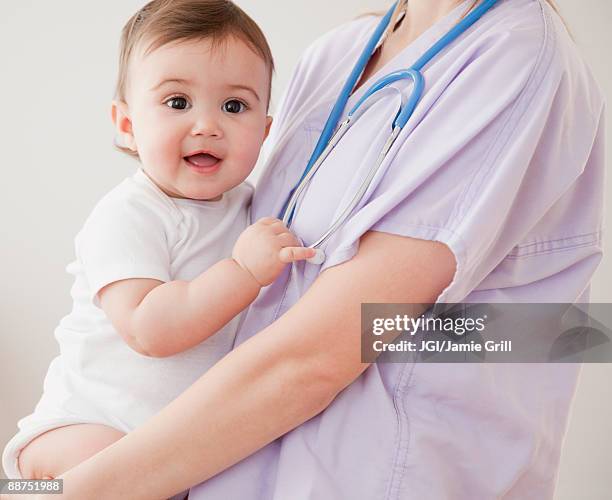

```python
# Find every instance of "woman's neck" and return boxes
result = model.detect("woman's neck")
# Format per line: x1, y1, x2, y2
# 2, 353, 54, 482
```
396, 0, 465, 46
354, 0, 465, 92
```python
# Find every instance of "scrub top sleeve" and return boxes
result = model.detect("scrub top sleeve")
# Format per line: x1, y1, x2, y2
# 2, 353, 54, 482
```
319, 20, 604, 304
76, 195, 172, 307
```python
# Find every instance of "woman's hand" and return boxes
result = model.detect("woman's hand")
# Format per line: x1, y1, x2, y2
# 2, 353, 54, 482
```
232, 217, 315, 286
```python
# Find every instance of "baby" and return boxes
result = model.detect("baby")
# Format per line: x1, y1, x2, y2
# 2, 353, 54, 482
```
2, 0, 313, 482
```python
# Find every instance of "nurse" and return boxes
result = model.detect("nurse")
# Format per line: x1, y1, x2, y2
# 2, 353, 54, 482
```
51, 0, 605, 498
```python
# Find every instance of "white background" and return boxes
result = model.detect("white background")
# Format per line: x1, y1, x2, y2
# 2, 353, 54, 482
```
0, 1, 610, 498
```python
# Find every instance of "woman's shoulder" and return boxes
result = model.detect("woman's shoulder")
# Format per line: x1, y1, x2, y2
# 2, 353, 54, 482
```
268, 15, 381, 140
480, 0, 602, 101
295, 15, 379, 78
306, 14, 379, 54
431, 0, 605, 127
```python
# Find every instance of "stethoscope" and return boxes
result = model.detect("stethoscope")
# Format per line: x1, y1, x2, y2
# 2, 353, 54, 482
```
279, 0, 500, 265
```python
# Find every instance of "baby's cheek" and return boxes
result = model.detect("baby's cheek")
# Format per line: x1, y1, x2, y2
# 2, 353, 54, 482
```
236, 131, 265, 168
145, 134, 176, 164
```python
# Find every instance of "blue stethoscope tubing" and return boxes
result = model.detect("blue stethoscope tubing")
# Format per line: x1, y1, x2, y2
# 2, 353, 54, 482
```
281, 0, 500, 265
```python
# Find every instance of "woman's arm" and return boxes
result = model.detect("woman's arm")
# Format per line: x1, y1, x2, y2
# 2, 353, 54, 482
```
58, 230, 456, 500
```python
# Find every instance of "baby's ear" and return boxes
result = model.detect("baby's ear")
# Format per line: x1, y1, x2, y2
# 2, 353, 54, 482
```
111, 100, 137, 151
263, 115, 273, 141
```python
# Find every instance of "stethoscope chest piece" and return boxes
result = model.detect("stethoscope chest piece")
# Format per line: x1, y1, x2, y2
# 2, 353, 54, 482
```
306, 248, 326, 265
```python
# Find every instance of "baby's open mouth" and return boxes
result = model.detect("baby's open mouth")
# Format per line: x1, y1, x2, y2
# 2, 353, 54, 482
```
184, 153, 221, 168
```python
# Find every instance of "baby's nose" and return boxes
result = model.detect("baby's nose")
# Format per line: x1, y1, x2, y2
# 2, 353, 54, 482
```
191, 116, 223, 138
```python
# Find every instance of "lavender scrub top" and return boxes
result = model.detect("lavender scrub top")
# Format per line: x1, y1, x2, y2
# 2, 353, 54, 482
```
190, 1, 605, 498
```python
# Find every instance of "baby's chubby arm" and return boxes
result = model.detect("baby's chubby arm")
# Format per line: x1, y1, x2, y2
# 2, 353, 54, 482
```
98, 217, 314, 358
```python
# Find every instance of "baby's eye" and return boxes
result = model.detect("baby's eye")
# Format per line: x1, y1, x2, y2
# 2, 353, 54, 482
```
164, 96, 191, 110
223, 99, 247, 114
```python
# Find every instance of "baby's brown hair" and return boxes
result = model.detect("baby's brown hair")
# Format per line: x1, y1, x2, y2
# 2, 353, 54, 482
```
114, 0, 274, 159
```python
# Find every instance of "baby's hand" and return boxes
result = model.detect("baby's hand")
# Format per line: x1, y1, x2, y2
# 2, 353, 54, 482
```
232, 217, 315, 286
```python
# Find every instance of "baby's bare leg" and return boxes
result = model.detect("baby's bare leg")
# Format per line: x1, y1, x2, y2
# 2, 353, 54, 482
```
18, 423, 126, 479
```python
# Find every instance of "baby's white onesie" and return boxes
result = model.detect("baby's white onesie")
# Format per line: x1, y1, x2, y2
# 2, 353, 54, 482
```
2, 168, 253, 478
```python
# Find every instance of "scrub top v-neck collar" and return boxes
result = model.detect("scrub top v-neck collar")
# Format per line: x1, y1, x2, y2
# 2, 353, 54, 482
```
344, 0, 474, 115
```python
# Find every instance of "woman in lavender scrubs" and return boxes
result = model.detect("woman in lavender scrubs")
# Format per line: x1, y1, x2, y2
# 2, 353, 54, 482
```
53, 0, 605, 498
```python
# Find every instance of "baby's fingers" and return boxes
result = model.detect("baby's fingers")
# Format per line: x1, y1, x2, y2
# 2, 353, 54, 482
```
279, 246, 317, 263
256, 216, 279, 225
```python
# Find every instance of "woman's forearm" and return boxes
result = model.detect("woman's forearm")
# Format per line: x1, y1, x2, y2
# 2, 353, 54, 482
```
58, 231, 455, 500
58, 319, 339, 500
